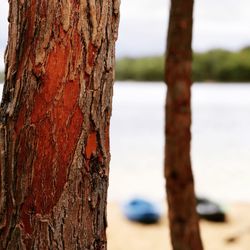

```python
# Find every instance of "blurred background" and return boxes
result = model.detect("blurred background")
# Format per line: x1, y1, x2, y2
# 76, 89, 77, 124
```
1, 0, 250, 249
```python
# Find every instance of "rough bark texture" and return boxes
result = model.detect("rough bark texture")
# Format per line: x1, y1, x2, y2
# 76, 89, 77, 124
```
164, 0, 203, 249
0, 0, 119, 249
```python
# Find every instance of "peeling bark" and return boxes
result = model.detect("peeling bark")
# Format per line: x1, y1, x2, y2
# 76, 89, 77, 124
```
164, 0, 203, 249
0, 0, 120, 249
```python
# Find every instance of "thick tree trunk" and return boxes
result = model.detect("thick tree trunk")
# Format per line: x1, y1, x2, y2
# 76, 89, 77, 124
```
0, 0, 119, 249
164, 0, 203, 249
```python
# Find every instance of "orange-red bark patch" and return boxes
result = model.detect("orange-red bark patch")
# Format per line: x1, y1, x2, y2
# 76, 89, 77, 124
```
85, 132, 97, 159
18, 41, 84, 233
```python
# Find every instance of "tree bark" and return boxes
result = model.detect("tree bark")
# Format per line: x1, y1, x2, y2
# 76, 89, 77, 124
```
0, 0, 119, 249
164, 0, 203, 249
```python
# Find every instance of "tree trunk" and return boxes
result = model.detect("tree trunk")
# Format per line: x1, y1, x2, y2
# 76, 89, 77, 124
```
0, 0, 119, 249
164, 0, 203, 249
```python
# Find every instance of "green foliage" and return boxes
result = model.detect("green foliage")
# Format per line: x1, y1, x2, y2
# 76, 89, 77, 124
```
0, 71, 4, 82
116, 47, 250, 82
116, 57, 164, 81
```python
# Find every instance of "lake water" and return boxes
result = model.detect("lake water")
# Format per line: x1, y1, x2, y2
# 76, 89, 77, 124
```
1, 82, 250, 203
109, 82, 250, 203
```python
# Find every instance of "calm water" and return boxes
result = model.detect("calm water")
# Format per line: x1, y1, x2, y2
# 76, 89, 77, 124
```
109, 82, 250, 202
1, 82, 250, 202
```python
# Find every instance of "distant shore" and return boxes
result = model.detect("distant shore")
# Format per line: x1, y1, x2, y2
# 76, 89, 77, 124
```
116, 46, 250, 82
0, 72, 3, 82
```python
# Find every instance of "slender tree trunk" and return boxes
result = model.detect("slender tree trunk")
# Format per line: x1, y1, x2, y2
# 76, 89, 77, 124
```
164, 0, 203, 249
0, 0, 119, 249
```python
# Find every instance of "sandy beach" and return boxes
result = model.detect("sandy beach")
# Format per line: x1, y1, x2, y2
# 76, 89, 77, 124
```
107, 202, 250, 250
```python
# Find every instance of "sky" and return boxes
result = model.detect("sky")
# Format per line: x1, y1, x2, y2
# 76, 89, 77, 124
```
1, 0, 250, 70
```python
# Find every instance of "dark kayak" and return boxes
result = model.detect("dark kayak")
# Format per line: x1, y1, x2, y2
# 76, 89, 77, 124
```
123, 198, 160, 224
196, 197, 226, 222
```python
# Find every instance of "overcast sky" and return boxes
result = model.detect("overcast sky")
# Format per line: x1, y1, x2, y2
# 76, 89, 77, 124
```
1, 0, 250, 70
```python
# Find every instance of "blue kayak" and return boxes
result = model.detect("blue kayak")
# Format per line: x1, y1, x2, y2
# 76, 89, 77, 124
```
122, 198, 160, 224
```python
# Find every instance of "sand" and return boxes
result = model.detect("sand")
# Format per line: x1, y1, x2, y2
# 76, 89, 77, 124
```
107, 202, 250, 250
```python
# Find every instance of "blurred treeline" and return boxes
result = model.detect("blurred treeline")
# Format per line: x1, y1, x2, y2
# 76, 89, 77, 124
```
116, 47, 250, 82
0, 71, 3, 82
